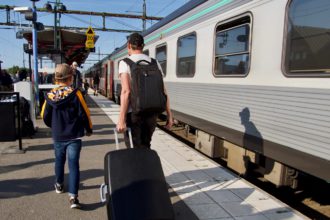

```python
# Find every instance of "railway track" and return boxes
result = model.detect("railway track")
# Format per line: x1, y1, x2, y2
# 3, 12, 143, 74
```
157, 121, 330, 220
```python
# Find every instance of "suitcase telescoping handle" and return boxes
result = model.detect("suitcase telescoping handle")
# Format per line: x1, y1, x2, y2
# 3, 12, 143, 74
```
100, 128, 134, 203
100, 183, 107, 203
113, 127, 134, 149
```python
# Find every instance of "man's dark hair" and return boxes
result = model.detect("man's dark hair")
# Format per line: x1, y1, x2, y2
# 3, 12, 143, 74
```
128, 32, 144, 50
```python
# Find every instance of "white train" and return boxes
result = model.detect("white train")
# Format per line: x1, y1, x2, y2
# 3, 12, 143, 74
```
85, 0, 330, 186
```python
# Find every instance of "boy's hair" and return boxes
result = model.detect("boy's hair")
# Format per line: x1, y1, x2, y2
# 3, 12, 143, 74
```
55, 63, 73, 83
128, 32, 144, 50
55, 76, 72, 84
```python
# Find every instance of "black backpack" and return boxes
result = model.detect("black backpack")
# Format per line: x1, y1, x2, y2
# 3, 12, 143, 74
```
123, 58, 167, 114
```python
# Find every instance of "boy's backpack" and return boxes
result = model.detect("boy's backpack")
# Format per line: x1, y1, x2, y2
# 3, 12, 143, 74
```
123, 58, 167, 114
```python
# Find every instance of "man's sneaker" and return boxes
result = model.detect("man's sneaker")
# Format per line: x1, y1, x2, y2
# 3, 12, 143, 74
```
69, 197, 81, 209
54, 183, 64, 194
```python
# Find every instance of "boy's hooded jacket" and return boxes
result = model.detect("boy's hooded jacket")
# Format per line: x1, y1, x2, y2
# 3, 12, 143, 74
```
41, 86, 92, 141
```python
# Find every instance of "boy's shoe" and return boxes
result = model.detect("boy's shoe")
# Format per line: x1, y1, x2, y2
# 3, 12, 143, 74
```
69, 197, 81, 209
54, 183, 64, 194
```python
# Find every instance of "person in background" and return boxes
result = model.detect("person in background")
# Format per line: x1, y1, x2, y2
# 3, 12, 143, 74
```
117, 32, 173, 148
41, 63, 93, 209
43, 72, 54, 84
83, 79, 90, 96
93, 73, 100, 96
12, 70, 20, 83
38, 72, 44, 84
0, 70, 13, 91
18, 69, 27, 81
71, 61, 83, 90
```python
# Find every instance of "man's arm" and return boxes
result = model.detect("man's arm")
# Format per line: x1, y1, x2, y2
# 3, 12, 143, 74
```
117, 72, 130, 132
156, 59, 173, 129
164, 87, 173, 129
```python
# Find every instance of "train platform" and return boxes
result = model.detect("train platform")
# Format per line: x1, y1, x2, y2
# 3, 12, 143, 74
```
0, 89, 309, 220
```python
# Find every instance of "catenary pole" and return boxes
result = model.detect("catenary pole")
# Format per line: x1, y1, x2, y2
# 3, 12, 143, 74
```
32, 1, 39, 114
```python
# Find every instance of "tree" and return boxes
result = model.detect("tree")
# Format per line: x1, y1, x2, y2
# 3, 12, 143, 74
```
7, 65, 20, 75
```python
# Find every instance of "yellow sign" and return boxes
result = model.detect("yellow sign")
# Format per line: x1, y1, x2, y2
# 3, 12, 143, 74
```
86, 26, 95, 35
85, 26, 95, 49
85, 40, 94, 49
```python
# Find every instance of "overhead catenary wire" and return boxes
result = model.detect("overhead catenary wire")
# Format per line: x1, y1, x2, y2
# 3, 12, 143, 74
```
63, 14, 103, 29
125, 0, 141, 13
107, 17, 139, 30
154, 0, 177, 16
63, 13, 139, 31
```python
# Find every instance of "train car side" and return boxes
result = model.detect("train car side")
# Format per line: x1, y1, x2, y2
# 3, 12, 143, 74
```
106, 0, 330, 185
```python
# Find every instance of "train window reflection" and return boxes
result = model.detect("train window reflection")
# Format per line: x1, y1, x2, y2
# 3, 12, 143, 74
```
285, 0, 330, 75
156, 44, 167, 76
214, 18, 250, 76
177, 32, 196, 77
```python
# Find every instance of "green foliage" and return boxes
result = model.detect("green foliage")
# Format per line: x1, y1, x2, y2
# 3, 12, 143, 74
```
6, 66, 29, 76
6, 65, 20, 75
20, 67, 29, 73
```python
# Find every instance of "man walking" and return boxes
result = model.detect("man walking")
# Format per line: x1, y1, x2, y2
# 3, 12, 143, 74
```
117, 32, 173, 148
93, 73, 100, 96
71, 61, 82, 90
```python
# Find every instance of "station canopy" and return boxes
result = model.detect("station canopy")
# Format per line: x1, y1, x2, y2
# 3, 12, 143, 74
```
23, 28, 98, 66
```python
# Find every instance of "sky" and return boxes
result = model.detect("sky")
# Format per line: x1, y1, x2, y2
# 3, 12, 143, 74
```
0, 0, 189, 70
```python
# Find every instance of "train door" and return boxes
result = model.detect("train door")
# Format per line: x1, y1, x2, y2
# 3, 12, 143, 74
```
103, 63, 108, 97
109, 60, 114, 101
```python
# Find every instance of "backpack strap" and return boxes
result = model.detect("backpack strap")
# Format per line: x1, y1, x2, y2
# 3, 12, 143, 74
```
150, 58, 157, 65
123, 58, 135, 67
124, 57, 155, 66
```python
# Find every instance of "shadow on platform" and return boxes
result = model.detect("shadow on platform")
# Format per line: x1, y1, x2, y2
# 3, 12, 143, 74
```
0, 168, 103, 199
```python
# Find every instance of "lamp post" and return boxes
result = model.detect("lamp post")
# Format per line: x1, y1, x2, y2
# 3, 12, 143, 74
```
31, 0, 40, 113
44, 0, 66, 60
126, 0, 147, 32
14, 1, 43, 116
142, 0, 146, 32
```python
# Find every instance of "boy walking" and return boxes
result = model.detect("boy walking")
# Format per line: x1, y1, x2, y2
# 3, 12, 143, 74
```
41, 63, 93, 209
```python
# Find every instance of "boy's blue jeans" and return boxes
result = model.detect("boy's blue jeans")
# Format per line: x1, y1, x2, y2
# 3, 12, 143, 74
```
54, 139, 82, 197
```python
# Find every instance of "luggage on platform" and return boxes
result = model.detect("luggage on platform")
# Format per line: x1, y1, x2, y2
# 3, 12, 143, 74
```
100, 129, 174, 220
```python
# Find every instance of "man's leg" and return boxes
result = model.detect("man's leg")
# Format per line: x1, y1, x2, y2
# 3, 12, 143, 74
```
125, 112, 143, 148
95, 84, 99, 95
140, 113, 158, 148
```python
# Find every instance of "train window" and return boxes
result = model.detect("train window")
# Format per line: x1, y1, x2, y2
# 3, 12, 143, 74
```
285, 0, 330, 76
143, 50, 149, 56
177, 32, 196, 77
156, 44, 167, 76
214, 16, 250, 76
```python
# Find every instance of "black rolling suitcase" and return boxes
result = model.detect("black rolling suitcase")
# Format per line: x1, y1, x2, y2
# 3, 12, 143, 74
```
100, 129, 174, 220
